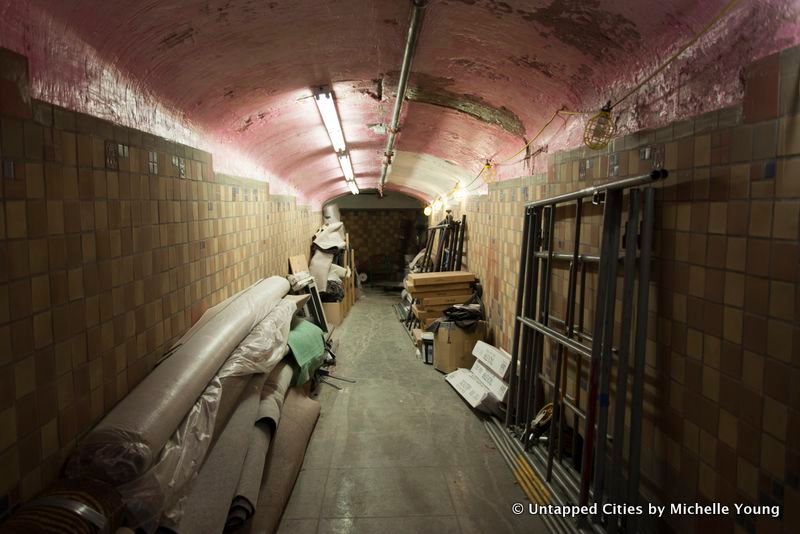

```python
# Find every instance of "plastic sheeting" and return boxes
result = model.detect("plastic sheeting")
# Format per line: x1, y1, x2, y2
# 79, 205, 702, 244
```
168, 374, 266, 534
309, 250, 334, 292
66, 276, 290, 487
154, 298, 297, 531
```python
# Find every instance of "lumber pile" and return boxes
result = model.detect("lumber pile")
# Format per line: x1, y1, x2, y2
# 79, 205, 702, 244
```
405, 271, 476, 327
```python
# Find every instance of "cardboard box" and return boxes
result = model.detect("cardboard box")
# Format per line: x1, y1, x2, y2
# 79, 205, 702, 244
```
444, 368, 500, 414
470, 360, 509, 401
472, 340, 512, 378
322, 301, 342, 327
434, 321, 487, 373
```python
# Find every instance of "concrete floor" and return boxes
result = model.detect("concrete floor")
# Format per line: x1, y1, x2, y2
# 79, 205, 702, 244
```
277, 290, 546, 534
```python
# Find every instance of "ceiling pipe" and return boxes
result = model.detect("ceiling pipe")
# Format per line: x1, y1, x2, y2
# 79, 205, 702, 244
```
377, 0, 428, 196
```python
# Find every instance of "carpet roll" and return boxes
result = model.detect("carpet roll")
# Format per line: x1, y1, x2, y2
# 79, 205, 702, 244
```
67, 277, 290, 485
239, 388, 320, 534
224, 363, 294, 530
165, 373, 267, 534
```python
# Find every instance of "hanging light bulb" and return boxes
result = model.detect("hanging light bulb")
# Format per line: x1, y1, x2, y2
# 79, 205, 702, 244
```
584, 102, 615, 150
423, 205, 432, 216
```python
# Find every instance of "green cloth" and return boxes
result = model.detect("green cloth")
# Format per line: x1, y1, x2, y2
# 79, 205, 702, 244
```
287, 319, 326, 385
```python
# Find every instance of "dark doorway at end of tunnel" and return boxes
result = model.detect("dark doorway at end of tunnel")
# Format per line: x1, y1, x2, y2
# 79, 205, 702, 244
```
326, 192, 427, 288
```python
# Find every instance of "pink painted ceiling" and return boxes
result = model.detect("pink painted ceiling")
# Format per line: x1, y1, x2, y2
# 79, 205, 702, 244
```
1, 0, 798, 206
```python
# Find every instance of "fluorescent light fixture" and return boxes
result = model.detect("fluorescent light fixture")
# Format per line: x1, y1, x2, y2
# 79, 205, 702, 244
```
338, 152, 355, 181
347, 180, 360, 195
314, 90, 346, 152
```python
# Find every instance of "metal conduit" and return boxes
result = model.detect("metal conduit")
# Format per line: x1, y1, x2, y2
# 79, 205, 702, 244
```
377, 0, 428, 194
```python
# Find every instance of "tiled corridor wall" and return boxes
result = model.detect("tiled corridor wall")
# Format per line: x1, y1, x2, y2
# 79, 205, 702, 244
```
449, 45, 799, 533
0, 53, 320, 511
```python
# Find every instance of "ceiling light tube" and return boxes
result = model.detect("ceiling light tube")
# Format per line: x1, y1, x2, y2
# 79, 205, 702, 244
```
338, 152, 355, 181
314, 90, 346, 152
347, 180, 360, 195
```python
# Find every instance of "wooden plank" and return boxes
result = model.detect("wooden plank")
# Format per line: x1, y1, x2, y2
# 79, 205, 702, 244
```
407, 286, 472, 298
284, 294, 311, 311
407, 271, 475, 287
289, 254, 309, 274
419, 294, 473, 306
413, 304, 445, 320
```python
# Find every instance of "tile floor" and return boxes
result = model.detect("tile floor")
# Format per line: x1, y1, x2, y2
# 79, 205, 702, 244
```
277, 290, 546, 533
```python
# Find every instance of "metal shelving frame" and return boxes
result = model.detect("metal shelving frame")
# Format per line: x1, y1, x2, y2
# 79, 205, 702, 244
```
504, 170, 666, 532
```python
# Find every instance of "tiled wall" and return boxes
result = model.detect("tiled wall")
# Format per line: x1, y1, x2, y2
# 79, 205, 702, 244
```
448, 45, 799, 533
0, 55, 320, 513
340, 209, 423, 281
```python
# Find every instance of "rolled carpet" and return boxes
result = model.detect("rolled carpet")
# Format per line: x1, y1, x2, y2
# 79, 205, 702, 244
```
125, 298, 297, 531
225, 362, 294, 530
67, 277, 290, 485
163, 373, 267, 534
238, 388, 320, 534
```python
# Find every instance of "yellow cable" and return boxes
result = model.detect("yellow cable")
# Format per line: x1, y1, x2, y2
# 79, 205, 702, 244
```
612, 0, 741, 108
432, 0, 741, 207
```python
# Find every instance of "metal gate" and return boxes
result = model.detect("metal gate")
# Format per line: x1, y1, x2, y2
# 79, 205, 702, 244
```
503, 169, 666, 532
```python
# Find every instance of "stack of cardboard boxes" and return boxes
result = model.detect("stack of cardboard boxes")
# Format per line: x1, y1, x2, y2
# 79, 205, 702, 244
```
445, 341, 511, 415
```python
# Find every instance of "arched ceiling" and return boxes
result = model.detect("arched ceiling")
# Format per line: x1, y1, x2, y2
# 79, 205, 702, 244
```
1, 0, 798, 207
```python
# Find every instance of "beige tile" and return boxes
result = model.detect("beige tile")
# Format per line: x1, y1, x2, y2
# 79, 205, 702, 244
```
702, 366, 720, 402
33, 311, 53, 350
778, 114, 800, 155
0, 448, 19, 497
703, 335, 721, 369
688, 266, 706, 298
763, 396, 788, 440
737, 457, 758, 500
40, 418, 59, 458
718, 409, 737, 449
725, 237, 746, 272
723, 307, 743, 343
773, 201, 799, 239
761, 434, 785, 479
724, 272, 745, 307
748, 201, 773, 237
0, 406, 17, 451
47, 201, 65, 235
14, 357, 36, 399
769, 280, 795, 320
707, 202, 727, 234
742, 350, 764, 392
68, 269, 84, 300
31, 274, 51, 313
777, 157, 800, 197
6, 201, 28, 238
694, 135, 711, 166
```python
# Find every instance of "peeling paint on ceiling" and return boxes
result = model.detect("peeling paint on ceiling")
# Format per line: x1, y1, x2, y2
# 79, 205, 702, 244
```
0, 0, 797, 207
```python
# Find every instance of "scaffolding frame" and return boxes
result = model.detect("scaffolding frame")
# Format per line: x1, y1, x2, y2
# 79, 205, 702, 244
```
504, 170, 665, 532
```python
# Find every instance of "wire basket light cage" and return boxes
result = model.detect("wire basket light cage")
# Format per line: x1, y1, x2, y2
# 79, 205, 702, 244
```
583, 103, 615, 150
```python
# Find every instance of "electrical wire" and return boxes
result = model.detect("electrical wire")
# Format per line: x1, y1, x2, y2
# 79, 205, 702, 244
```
611, 0, 741, 108
430, 0, 740, 208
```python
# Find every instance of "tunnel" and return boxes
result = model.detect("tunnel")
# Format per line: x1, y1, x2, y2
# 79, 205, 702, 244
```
0, 0, 798, 533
